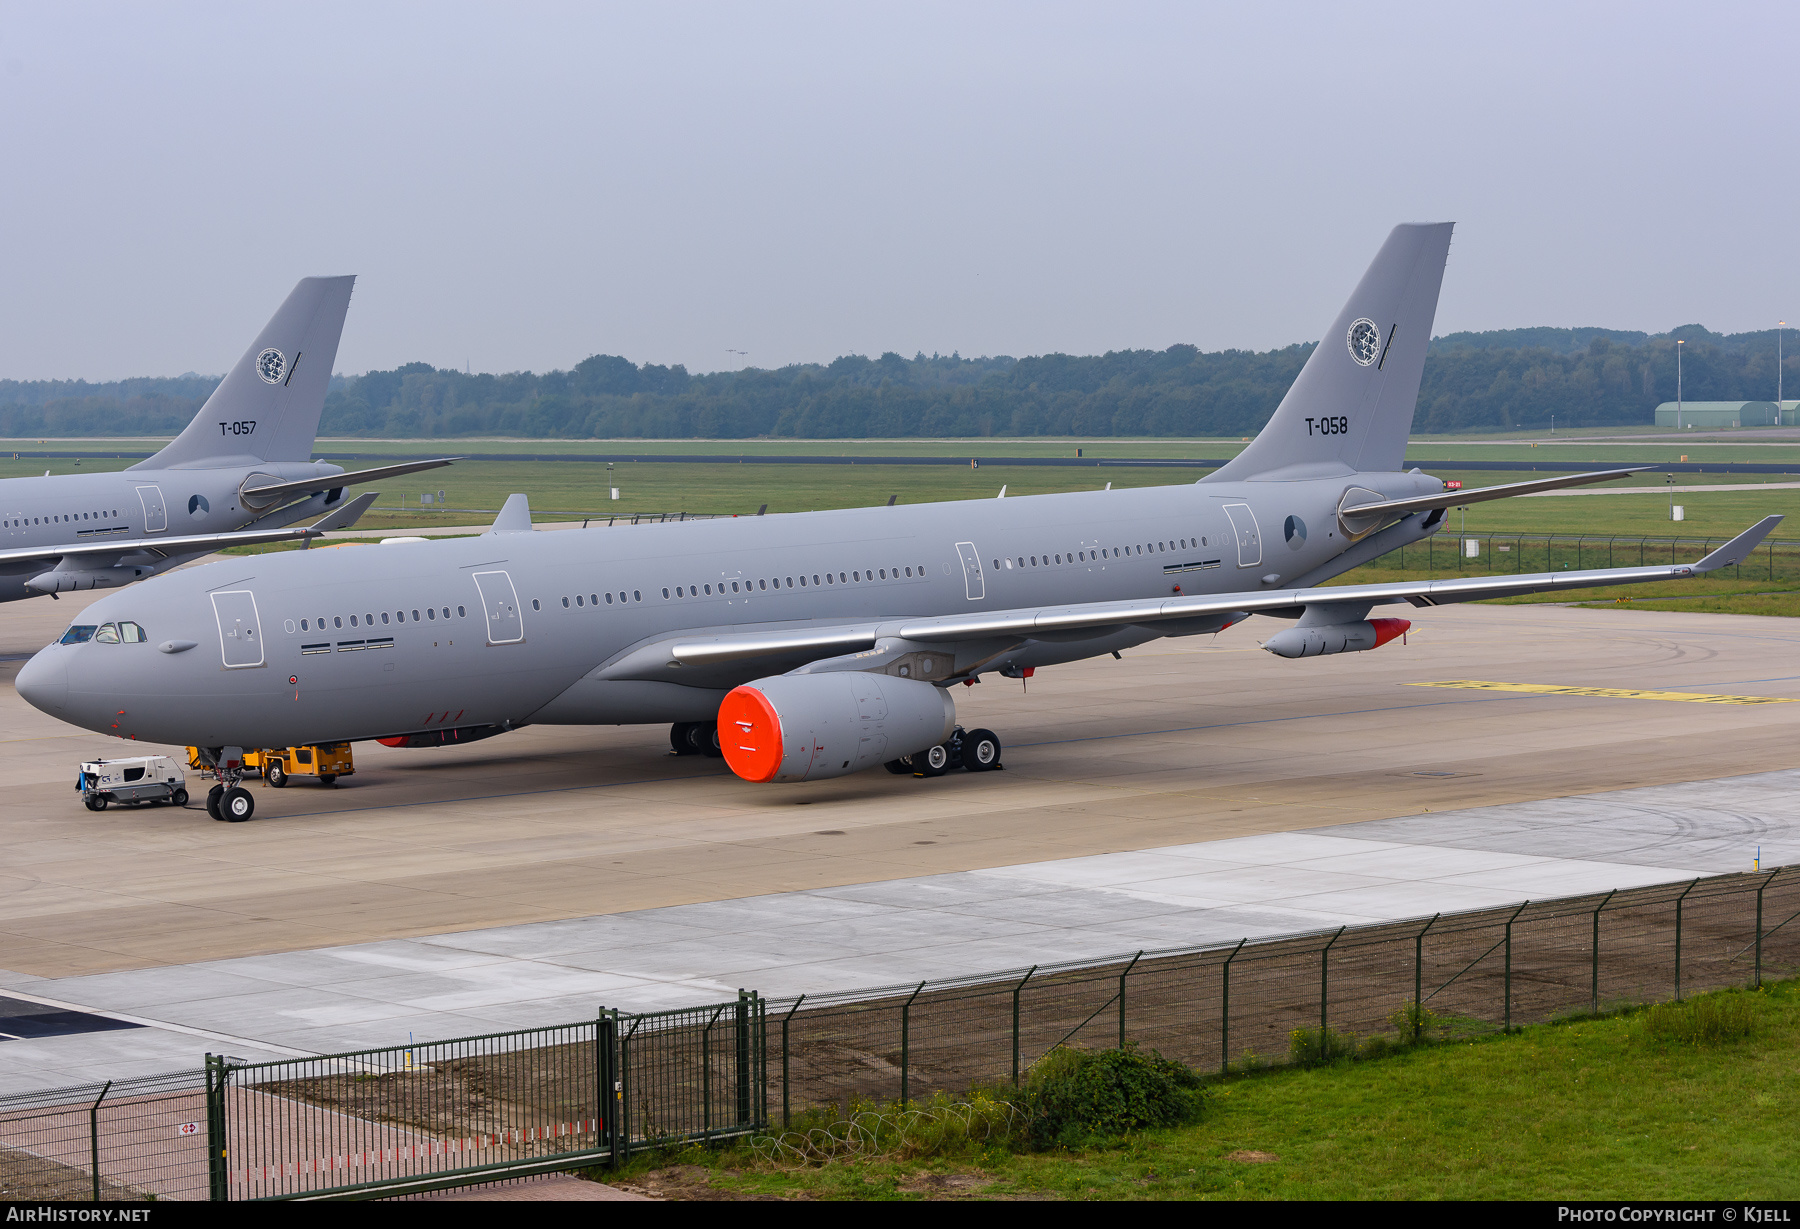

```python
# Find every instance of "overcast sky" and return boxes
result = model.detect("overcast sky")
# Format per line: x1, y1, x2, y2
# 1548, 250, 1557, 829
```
1, 2, 1794, 380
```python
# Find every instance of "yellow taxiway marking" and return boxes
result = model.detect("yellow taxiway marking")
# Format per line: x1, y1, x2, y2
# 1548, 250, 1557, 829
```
1406, 680, 1799, 706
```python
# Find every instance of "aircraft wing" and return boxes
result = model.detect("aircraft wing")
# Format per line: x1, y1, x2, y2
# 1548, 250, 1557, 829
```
0, 491, 381, 566
239, 457, 456, 507
658, 516, 1782, 669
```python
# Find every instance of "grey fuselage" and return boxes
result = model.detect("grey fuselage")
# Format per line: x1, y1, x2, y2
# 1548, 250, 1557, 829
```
0, 461, 350, 602
18, 470, 1442, 750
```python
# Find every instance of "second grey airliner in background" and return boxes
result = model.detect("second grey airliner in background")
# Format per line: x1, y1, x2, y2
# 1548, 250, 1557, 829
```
20, 224, 1779, 820
0, 276, 452, 602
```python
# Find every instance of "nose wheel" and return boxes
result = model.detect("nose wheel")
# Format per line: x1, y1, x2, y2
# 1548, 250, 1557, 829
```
206, 769, 256, 822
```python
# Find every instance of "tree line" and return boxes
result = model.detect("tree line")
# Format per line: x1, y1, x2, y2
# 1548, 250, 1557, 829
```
2, 326, 1793, 440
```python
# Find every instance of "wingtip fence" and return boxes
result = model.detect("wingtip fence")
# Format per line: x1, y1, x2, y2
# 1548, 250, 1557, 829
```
3, 866, 1794, 1201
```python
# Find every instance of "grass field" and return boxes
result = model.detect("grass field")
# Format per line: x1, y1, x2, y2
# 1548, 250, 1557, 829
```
599, 979, 1800, 1201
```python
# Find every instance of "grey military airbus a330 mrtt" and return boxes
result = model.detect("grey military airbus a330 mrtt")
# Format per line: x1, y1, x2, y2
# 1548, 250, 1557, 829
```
0, 275, 453, 603
19, 224, 1781, 821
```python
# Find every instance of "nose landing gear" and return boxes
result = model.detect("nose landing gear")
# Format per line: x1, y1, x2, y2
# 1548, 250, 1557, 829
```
884, 727, 1003, 778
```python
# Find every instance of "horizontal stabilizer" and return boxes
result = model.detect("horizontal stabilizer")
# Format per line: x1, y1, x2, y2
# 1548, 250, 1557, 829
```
240, 457, 456, 508
1340, 468, 1644, 529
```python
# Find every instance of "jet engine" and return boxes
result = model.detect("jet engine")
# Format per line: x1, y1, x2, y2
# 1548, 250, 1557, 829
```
26, 566, 150, 595
1262, 617, 1410, 659
717, 671, 955, 783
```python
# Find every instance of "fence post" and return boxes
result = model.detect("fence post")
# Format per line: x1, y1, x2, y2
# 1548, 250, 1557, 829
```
702, 1003, 726, 1140
204, 1053, 228, 1202
781, 995, 804, 1127
1675, 879, 1699, 1000
1320, 927, 1345, 1035
598, 1010, 621, 1167
1011, 967, 1036, 1085
1504, 902, 1529, 1033
1755, 876, 1772, 989
1591, 888, 1620, 1014
900, 981, 925, 1105
1414, 914, 1439, 1040
88, 1080, 111, 1202
1220, 938, 1246, 1074
1118, 952, 1144, 1048
734, 989, 752, 1129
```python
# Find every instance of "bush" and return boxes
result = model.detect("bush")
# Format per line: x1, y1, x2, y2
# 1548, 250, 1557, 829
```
1644, 993, 1759, 1046
1288, 1025, 1359, 1066
1021, 1044, 1207, 1147
1387, 1001, 1447, 1044
756, 1092, 1024, 1165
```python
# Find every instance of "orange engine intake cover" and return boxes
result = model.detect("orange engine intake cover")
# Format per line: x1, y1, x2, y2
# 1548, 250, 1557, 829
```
718, 685, 784, 782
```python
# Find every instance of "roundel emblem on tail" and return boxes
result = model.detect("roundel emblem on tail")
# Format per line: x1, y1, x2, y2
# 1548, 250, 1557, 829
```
1347, 319, 1381, 366
255, 348, 286, 384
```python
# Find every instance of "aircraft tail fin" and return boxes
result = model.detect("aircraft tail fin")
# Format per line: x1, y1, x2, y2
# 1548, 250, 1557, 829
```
1204, 223, 1452, 482
134, 275, 356, 471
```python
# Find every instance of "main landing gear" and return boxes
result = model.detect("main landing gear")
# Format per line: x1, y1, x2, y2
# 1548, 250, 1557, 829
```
669, 721, 724, 758
885, 727, 1003, 778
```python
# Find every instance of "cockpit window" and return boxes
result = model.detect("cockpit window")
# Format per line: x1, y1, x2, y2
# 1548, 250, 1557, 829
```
120, 622, 146, 643
94, 623, 120, 644
59, 625, 97, 645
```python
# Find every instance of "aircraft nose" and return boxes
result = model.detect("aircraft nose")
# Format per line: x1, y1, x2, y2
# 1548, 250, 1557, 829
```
15, 651, 68, 715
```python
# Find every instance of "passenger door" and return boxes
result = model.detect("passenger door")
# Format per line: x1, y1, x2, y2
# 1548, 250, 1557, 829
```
954, 541, 985, 601
1222, 503, 1262, 569
210, 590, 264, 668
472, 570, 524, 644
136, 485, 166, 533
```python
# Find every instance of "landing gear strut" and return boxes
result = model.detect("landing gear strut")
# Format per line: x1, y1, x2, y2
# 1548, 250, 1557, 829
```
885, 727, 1003, 778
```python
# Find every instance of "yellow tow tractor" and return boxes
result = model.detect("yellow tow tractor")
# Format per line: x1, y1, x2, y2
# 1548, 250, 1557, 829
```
186, 743, 354, 788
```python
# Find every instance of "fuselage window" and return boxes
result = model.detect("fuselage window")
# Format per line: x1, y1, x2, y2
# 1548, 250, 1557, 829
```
428, 608, 437, 619
786, 577, 793, 588
382, 612, 390, 624
458, 606, 466, 617
607, 593, 615, 604
301, 619, 309, 630
366, 613, 373, 625
412, 610, 421, 621
664, 588, 671, 598
704, 584, 712, 595
350, 616, 358, 627
442, 607, 450, 619
576, 595, 584, 606
633, 590, 641, 602
799, 576, 806, 587
759, 579, 767, 590
618, 592, 627, 603
333, 617, 342, 629
531, 600, 540, 611
562, 597, 570, 607
824, 573, 833, 585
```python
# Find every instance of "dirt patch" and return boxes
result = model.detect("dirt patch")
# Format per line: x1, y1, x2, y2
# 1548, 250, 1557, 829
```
896, 1169, 995, 1196
1, 1145, 147, 1202
1224, 1150, 1280, 1164
620, 1164, 794, 1201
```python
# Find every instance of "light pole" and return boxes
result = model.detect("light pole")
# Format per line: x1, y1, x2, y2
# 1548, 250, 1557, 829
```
1780, 322, 1787, 423
1668, 472, 1675, 520
1676, 339, 1684, 430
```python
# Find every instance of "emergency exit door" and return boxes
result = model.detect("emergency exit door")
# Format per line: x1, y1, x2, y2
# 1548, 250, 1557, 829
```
954, 542, 985, 601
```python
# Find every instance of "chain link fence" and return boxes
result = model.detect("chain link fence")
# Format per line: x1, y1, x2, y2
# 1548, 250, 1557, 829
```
767, 866, 1799, 1121
1364, 530, 1800, 585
